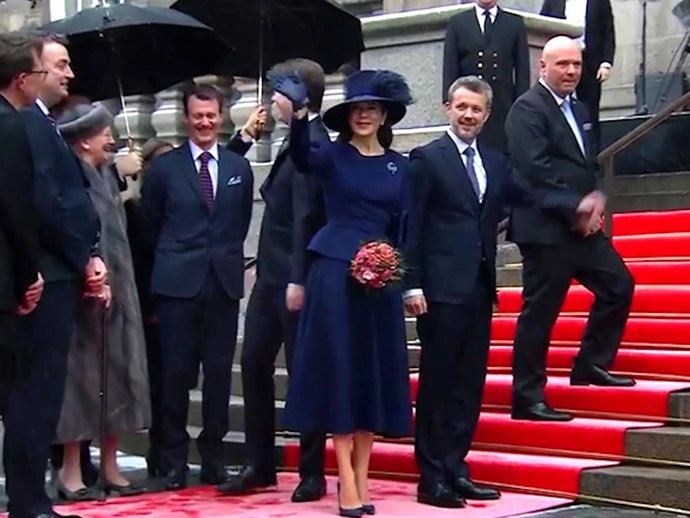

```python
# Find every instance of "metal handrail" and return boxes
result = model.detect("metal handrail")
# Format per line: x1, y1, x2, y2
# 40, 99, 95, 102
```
598, 90, 690, 232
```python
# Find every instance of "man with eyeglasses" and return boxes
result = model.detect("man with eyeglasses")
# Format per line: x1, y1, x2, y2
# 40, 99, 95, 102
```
3, 32, 106, 518
0, 32, 45, 416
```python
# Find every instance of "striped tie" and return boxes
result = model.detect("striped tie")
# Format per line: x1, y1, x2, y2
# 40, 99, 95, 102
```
198, 151, 214, 209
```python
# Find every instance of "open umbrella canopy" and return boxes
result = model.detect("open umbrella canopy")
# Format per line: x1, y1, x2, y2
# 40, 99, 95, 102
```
171, 0, 364, 78
40, 4, 234, 101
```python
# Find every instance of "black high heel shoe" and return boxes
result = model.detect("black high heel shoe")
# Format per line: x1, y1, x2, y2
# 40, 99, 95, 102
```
361, 503, 376, 515
337, 482, 364, 518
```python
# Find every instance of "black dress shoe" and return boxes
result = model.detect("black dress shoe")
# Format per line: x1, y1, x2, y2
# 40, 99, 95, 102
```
417, 481, 465, 508
199, 463, 229, 485
291, 475, 327, 502
217, 465, 277, 495
448, 477, 500, 500
511, 401, 573, 421
571, 364, 636, 387
164, 468, 187, 491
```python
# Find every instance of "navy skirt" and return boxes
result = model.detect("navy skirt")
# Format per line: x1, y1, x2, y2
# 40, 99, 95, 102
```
283, 256, 412, 437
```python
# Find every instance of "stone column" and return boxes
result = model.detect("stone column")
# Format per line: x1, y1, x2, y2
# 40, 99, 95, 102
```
150, 82, 191, 146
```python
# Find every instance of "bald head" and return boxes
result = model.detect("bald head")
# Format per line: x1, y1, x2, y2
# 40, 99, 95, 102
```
540, 36, 582, 97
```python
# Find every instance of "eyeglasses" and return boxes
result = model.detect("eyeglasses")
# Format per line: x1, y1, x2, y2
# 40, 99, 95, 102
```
25, 70, 48, 76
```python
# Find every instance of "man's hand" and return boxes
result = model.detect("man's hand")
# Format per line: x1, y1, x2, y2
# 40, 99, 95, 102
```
115, 151, 143, 178
576, 191, 606, 236
405, 294, 428, 317
597, 65, 612, 83
84, 256, 108, 296
16, 272, 44, 316
286, 283, 305, 312
241, 105, 268, 141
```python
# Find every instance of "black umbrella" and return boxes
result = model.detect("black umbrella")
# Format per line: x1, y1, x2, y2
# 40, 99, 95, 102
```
40, 4, 233, 135
171, 0, 364, 98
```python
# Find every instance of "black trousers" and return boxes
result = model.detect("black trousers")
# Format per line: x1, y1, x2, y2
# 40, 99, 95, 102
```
242, 281, 325, 479
143, 315, 163, 468
512, 233, 634, 408
578, 52, 603, 153
0, 311, 20, 416
157, 271, 239, 473
414, 270, 493, 485
4, 280, 80, 517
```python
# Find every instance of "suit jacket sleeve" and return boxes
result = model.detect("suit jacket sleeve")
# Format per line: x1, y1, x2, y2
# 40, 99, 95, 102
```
404, 148, 433, 291
22, 111, 96, 273
0, 114, 40, 299
289, 115, 332, 174
442, 20, 461, 101
514, 18, 531, 97
226, 132, 253, 157
505, 98, 583, 224
601, 0, 616, 65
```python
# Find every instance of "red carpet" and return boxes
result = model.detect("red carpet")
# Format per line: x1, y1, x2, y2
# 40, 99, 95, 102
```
293, 209, 690, 505
41, 474, 568, 518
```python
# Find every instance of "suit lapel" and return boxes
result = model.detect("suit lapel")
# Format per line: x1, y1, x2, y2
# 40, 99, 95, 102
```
214, 150, 234, 215
440, 134, 481, 213
478, 144, 497, 217
463, 10, 485, 48
261, 139, 290, 196
537, 84, 586, 163
181, 142, 209, 213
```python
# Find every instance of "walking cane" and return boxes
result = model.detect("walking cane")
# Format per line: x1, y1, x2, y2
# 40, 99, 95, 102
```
97, 300, 109, 502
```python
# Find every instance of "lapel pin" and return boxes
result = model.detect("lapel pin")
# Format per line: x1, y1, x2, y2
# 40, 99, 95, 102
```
387, 161, 398, 175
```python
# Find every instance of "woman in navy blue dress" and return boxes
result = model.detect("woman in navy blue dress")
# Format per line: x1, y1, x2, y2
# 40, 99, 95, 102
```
279, 70, 413, 517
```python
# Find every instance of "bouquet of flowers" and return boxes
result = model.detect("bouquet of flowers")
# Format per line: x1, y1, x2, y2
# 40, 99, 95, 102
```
350, 240, 405, 291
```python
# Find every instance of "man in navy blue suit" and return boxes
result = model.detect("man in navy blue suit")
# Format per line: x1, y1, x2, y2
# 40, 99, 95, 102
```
405, 76, 513, 509
3, 33, 105, 518
141, 83, 253, 491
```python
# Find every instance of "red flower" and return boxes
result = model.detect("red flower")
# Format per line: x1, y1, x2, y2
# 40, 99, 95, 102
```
350, 241, 405, 291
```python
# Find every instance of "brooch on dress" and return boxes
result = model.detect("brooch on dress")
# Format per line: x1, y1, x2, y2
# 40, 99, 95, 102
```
386, 161, 398, 175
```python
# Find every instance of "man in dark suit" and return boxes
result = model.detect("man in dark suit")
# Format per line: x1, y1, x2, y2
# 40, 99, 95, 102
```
141, 83, 253, 491
540, 0, 615, 151
443, 0, 530, 153
218, 59, 328, 502
0, 32, 45, 415
406, 76, 516, 509
4, 33, 106, 518
506, 36, 634, 423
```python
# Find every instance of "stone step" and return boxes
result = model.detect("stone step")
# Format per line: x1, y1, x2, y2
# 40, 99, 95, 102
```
624, 426, 690, 467
610, 172, 690, 213
118, 426, 296, 469
188, 393, 285, 431
496, 265, 523, 287
580, 465, 690, 512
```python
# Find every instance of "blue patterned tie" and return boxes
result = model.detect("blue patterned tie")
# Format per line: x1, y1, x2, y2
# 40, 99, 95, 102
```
198, 151, 214, 209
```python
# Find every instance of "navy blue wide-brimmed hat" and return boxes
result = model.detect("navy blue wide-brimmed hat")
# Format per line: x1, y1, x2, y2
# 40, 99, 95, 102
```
323, 69, 413, 132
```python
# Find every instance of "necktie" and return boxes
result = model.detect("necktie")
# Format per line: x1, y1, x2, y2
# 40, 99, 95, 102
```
463, 147, 481, 200
198, 151, 214, 209
560, 98, 585, 155
47, 113, 67, 145
483, 10, 493, 44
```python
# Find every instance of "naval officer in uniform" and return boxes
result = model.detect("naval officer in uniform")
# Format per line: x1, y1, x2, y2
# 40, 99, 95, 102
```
443, 0, 531, 153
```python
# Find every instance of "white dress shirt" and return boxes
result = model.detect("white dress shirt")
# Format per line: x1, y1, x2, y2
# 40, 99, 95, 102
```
539, 78, 585, 155
446, 129, 487, 203
475, 4, 498, 32
403, 129, 488, 300
189, 140, 220, 196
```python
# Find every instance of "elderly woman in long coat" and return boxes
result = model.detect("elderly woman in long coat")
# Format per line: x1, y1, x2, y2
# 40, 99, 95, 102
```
53, 101, 150, 500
